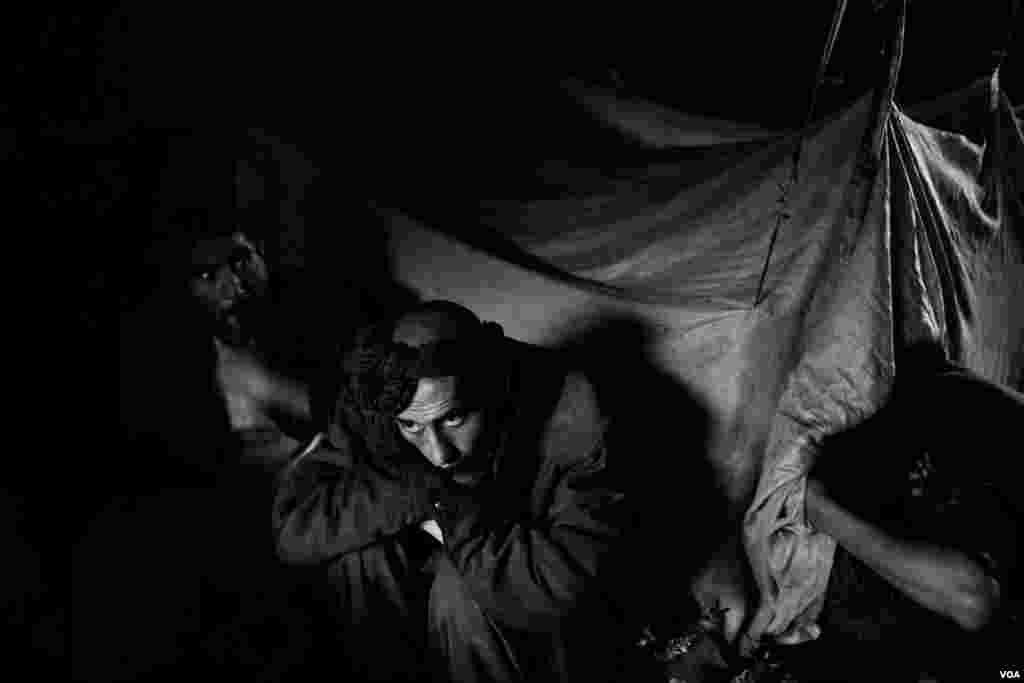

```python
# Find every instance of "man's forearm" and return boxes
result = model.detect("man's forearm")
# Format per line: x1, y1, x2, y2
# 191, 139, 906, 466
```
435, 446, 624, 631
273, 450, 436, 564
806, 481, 998, 630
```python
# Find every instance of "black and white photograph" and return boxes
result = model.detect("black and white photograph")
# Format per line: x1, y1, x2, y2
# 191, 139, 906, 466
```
15, 2, 1024, 681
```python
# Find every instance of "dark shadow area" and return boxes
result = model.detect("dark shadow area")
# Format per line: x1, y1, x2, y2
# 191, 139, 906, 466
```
71, 132, 421, 681
1, 489, 63, 679
551, 312, 731, 634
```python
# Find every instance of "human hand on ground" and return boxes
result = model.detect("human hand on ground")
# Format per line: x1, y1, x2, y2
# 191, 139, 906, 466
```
690, 536, 750, 645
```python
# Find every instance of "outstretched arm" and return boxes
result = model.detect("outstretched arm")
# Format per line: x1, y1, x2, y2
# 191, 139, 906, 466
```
805, 477, 1000, 631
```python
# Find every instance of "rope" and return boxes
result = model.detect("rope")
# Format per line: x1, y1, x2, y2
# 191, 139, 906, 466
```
991, 0, 1020, 74
752, 0, 850, 307
872, 0, 907, 160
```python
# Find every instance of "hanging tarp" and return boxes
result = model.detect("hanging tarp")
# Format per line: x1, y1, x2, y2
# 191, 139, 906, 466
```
380, 73, 1023, 641
893, 74, 1024, 386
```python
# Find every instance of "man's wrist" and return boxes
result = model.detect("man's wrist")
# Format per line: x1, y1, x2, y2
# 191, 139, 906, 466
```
804, 478, 828, 532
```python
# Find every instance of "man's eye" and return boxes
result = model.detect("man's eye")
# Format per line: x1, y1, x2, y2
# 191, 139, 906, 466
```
398, 420, 424, 434
443, 413, 466, 428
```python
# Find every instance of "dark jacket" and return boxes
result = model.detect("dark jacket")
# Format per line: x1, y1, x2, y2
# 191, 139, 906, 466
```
272, 340, 630, 682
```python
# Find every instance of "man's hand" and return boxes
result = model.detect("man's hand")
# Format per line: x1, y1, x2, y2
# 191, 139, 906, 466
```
773, 621, 822, 646
420, 519, 444, 544
690, 535, 750, 644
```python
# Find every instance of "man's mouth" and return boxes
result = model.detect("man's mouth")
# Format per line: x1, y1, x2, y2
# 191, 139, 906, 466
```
451, 471, 482, 485
442, 460, 486, 486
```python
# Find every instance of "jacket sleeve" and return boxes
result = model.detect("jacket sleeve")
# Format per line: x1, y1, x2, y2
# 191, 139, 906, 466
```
437, 373, 627, 631
272, 432, 439, 564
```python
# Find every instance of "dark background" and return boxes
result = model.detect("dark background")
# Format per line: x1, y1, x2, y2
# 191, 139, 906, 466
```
21, 2, 1021, 320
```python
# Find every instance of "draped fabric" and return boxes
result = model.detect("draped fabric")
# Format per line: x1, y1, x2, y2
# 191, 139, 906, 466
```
379, 75, 1024, 640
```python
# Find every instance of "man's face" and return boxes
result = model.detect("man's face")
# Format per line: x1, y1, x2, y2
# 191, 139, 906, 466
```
395, 375, 492, 486
189, 233, 268, 333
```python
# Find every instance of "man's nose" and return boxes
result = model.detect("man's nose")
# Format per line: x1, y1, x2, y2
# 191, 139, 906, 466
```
424, 428, 459, 469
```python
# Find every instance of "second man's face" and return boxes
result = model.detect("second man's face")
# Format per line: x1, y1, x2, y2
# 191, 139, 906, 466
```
190, 233, 269, 331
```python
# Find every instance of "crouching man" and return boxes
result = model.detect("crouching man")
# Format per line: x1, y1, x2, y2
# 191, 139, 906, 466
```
273, 301, 630, 682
